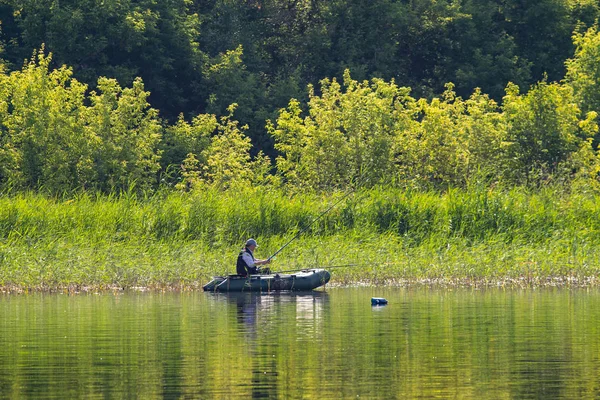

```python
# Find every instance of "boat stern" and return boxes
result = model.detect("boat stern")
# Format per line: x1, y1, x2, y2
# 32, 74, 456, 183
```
317, 269, 331, 286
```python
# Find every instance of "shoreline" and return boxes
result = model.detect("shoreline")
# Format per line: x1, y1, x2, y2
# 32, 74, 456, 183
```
2, 275, 599, 294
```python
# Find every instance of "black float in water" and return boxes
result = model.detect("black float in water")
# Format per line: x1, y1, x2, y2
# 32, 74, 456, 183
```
371, 297, 388, 306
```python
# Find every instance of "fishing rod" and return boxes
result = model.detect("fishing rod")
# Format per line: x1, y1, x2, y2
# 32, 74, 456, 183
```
266, 180, 364, 262
273, 261, 402, 274
273, 264, 365, 274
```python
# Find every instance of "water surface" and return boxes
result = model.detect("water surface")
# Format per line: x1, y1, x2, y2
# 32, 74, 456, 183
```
1, 288, 599, 398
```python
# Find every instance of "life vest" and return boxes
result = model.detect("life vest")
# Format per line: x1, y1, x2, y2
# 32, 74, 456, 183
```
236, 247, 255, 276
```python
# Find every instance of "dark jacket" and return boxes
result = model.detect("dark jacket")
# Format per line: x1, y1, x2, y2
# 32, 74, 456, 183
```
236, 247, 258, 277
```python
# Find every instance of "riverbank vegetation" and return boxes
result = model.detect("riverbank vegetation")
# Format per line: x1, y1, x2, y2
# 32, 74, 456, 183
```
2, 2, 600, 290
1, 186, 600, 291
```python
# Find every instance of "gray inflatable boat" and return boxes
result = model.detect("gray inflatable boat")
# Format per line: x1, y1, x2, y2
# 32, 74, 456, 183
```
203, 269, 331, 292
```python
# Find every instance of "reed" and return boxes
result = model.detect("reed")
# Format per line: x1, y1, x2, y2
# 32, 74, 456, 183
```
1, 185, 599, 291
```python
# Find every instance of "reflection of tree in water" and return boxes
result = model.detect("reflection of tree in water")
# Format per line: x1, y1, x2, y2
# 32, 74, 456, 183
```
223, 292, 330, 399
154, 296, 185, 399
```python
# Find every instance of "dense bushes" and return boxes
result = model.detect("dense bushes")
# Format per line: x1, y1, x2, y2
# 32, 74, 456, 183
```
3, 0, 599, 145
0, 52, 269, 193
0, 51, 162, 192
2, 26, 600, 194
269, 73, 598, 190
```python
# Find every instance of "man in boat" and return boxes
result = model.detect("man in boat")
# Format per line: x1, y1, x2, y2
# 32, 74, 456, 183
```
236, 238, 271, 277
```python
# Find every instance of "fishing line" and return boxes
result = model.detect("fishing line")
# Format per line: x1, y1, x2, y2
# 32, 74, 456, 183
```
267, 175, 368, 262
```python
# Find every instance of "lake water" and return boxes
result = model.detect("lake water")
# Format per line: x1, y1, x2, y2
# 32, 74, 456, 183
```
1, 287, 600, 399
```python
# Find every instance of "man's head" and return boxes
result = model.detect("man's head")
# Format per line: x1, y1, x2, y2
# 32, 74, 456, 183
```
245, 238, 258, 250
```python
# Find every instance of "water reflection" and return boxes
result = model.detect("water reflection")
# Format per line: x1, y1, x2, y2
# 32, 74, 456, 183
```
2, 289, 600, 398
205, 292, 330, 399
207, 291, 330, 339
231, 293, 260, 338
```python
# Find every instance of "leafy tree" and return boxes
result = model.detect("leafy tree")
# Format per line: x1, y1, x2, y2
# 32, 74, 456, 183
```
500, 0, 576, 83
85, 77, 162, 192
175, 152, 203, 191
501, 81, 597, 184
161, 113, 217, 185
269, 71, 408, 189
460, 89, 505, 182
569, 0, 600, 28
0, 50, 94, 191
0, 63, 19, 188
395, 83, 505, 188
2, 0, 596, 162
202, 104, 273, 189
270, 70, 598, 190
202, 45, 271, 152
442, 0, 531, 100
3, 0, 204, 120
398, 84, 472, 188
0, 48, 165, 193
566, 26, 600, 117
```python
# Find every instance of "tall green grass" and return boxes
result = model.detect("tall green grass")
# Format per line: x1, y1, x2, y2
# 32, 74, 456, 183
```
1, 186, 599, 290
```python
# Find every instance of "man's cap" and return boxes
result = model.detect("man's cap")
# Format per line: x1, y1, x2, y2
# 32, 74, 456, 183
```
246, 238, 258, 247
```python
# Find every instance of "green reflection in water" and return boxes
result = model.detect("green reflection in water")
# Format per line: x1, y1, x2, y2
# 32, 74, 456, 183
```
1, 288, 600, 399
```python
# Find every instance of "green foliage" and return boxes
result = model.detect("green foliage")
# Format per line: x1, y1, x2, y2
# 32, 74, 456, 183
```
1, 0, 597, 155
566, 26, 600, 117
203, 46, 264, 126
269, 75, 483, 189
3, 0, 205, 119
501, 80, 597, 184
0, 50, 93, 191
0, 50, 163, 193
202, 104, 273, 189
501, 0, 575, 82
0, 48, 277, 194
6, 17, 600, 193
0, 185, 594, 248
270, 71, 409, 189
86, 77, 163, 192
269, 64, 600, 190
2, 187, 600, 288
161, 113, 217, 186
399, 84, 473, 188
3, 2, 600, 290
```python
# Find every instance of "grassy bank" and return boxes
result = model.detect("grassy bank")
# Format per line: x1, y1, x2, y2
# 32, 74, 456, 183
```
1, 186, 600, 292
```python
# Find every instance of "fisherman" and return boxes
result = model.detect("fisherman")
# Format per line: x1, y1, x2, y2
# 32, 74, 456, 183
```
236, 238, 271, 277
